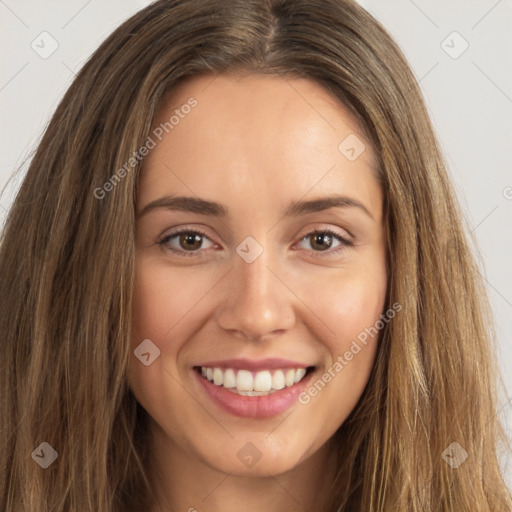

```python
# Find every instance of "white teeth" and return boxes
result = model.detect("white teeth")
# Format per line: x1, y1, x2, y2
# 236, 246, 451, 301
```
294, 368, 307, 383
235, 390, 275, 396
213, 367, 223, 386
199, 365, 310, 394
223, 368, 236, 388
236, 370, 254, 391
285, 369, 295, 387
253, 370, 272, 392
272, 370, 286, 390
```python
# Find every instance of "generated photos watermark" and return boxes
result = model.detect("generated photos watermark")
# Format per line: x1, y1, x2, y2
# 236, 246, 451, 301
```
93, 97, 198, 200
298, 301, 402, 405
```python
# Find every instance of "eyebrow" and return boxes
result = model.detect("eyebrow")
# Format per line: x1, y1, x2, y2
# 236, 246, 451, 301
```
137, 194, 374, 220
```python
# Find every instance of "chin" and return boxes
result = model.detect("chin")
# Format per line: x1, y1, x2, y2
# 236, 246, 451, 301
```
196, 434, 316, 477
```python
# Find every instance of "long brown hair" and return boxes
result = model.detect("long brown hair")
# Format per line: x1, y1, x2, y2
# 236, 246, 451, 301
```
1, 0, 510, 510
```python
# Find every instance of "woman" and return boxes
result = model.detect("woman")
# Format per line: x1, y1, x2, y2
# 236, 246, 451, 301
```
0, 0, 510, 510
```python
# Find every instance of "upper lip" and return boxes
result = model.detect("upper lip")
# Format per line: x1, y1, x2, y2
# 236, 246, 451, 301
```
195, 358, 313, 371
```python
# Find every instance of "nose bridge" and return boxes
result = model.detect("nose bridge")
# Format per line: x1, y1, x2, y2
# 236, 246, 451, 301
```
237, 244, 273, 298
216, 234, 295, 340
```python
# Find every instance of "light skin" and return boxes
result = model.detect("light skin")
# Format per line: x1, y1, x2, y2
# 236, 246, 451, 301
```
128, 73, 388, 512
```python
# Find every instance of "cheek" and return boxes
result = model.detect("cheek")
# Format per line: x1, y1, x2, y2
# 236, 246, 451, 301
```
131, 272, 170, 346
310, 258, 388, 358
129, 261, 201, 412
295, 270, 387, 429
131, 260, 210, 347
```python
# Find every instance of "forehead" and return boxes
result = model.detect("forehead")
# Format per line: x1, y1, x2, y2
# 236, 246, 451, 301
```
153, 72, 375, 161
139, 73, 381, 220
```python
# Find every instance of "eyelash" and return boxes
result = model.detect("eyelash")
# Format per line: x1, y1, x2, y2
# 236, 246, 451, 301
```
157, 227, 354, 259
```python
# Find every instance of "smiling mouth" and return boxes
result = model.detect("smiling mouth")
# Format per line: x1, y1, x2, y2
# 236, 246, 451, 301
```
194, 366, 315, 396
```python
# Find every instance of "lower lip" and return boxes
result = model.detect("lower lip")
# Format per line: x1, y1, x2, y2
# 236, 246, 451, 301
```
194, 368, 314, 418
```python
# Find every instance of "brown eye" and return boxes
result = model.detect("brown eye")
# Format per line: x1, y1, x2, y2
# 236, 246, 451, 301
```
297, 228, 353, 256
309, 232, 334, 251
158, 229, 214, 257
178, 232, 204, 251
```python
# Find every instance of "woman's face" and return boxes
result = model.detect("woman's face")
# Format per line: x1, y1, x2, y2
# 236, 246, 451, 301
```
129, 73, 387, 477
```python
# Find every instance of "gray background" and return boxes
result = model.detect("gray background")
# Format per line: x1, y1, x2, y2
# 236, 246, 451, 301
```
1, 0, 511, 491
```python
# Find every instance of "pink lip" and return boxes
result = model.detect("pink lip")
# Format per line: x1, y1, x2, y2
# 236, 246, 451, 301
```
195, 358, 310, 371
194, 366, 315, 419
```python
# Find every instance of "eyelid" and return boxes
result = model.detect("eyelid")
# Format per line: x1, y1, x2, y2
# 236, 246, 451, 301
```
157, 224, 354, 258
161, 225, 213, 241
295, 224, 353, 242
157, 226, 216, 258
293, 227, 353, 258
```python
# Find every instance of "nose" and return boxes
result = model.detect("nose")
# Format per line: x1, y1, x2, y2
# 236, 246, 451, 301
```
214, 243, 296, 342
